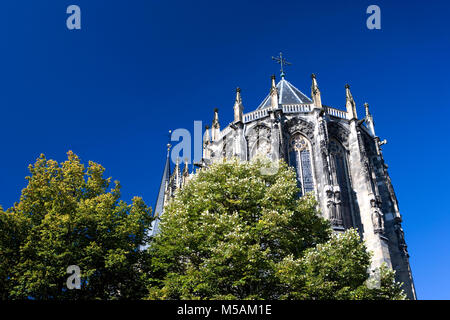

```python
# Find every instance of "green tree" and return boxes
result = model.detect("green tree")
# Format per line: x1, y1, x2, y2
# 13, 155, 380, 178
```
0, 205, 24, 299
0, 151, 153, 300
276, 229, 406, 299
147, 158, 405, 300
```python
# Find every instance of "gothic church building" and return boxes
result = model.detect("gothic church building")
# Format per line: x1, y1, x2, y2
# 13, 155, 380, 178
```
153, 69, 416, 299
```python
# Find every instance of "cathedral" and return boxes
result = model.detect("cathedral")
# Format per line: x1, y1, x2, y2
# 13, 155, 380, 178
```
151, 57, 416, 299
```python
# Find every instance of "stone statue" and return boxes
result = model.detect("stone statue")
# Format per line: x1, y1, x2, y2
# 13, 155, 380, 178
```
327, 188, 343, 228
371, 199, 384, 234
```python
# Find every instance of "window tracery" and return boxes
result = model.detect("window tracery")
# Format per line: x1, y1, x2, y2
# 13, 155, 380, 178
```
289, 134, 314, 196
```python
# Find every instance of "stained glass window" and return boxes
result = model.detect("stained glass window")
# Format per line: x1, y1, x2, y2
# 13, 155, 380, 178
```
301, 150, 314, 193
289, 134, 314, 196
289, 149, 303, 193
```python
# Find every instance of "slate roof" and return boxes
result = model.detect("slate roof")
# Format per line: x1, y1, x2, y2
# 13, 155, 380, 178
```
256, 78, 312, 110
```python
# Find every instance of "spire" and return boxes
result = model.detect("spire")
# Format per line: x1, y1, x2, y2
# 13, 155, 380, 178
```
311, 73, 322, 109
233, 87, 244, 123
154, 143, 171, 218
150, 139, 172, 236
345, 84, 358, 120
211, 108, 220, 142
364, 102, 376, 136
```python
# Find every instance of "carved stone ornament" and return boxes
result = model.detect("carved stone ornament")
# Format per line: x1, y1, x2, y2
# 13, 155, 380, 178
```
246, 124, 272, 159
327, 122, 350, 148
285, 117, 315, 144
290, 134, 309, 151
394, 222, 408, 251
361, 130, 378, 157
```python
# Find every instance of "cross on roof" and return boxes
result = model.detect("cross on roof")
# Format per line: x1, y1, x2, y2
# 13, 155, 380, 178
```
272, 52, 292, 79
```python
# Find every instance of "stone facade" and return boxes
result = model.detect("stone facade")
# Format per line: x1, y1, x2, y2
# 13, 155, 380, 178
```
153, 73, 416, 299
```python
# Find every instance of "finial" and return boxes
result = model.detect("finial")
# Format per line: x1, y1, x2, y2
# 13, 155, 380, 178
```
166, 130, 172, 154
183, 157, 189, 173
345, 84, 357, 120
345, 84, 352, 99
235, 87, 242, 104
364, 103, 370, 116
364, 102, 376, 136
311, 73, 319, 89
213, 108, 219, 124
271, 74, 276, 89
270, 74, 279, 109
311, 74, 322, 109
211, 108, 220, 141
272, 52, 291, 79
311, 74, 319, 86
204, 125, 210, 143
233, 87, 244, 123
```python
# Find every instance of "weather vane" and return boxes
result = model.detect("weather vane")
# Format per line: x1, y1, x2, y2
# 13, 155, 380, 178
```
272, 52, 291, 78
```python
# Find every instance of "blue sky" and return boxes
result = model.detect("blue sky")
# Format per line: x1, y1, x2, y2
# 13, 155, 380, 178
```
0, 0, 449, 299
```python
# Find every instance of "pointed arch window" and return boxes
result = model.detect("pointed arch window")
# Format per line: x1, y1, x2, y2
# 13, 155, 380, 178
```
289, 134, 314, 196
249, 126, 271, 160
329, 140, 354, 228
251, 138, 271, 159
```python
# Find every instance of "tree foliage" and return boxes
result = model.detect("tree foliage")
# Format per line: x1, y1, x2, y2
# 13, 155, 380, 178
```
147, 158, 406, 300
0, 154, 406, 300
0, 152, 153, 300
277, 229, 406, 299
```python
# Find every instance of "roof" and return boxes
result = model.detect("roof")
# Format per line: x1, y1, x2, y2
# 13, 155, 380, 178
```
256, 78, 312, 110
